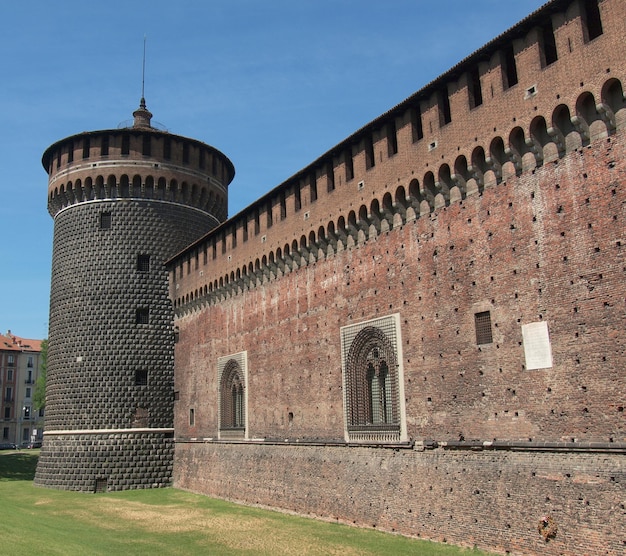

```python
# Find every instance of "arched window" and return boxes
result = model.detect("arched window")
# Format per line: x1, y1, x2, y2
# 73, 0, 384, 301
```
218, 353, 248, 439
341, 315, 405, 443
366, 355, 392, 425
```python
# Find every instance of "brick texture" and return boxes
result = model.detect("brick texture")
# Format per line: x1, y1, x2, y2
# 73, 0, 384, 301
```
175, 442, 625, 556
170, 1, 626, 553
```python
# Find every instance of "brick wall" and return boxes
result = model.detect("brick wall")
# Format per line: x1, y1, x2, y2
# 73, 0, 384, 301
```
175, 442, 624, 555
167, 1, 626, 553
174, 134, 625, 445
172, 127, 625, 556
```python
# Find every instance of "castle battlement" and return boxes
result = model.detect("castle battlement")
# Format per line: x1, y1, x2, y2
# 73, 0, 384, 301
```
169, 0, 625, 312
43, 128, 234, 220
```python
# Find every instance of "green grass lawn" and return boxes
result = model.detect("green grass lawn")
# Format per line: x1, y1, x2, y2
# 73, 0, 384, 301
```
0, 450, 491, 555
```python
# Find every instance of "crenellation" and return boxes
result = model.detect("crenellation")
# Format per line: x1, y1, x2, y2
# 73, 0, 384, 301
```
170, 7, 624, 307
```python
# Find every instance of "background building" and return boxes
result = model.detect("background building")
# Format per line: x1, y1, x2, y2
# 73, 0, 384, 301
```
0, 331, 44, 446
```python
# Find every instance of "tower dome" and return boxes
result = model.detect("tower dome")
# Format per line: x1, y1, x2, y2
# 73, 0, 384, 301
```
35, 100, 234, 491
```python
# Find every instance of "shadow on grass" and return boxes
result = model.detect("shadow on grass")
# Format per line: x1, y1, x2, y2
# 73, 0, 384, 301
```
0, 451, 38, 481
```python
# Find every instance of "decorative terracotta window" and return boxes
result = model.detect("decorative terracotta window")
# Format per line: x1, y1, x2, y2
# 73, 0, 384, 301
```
341, 314, 406, 444
218, 352, 248, 440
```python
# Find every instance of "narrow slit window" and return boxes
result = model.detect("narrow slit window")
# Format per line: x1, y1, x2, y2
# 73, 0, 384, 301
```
540, 20, 558, 67
412, 105, 424, 141
387, 120, 398, 156
345, 149, 354, 181
266, 202, 273, 228
582, 0, 603, 42
163, 137, 171, 159
121, 134, 130, 155
294, 184, 302, 212
82, 137, 90, 159
310, 174, 317, 202
327, 163, 335, 192
468, 67, 483, 108
365, 136, 375, 169
438, 88, 452, 126
502, 45, 518, 89
142, 135, 151, 156
101, 135, 109, 156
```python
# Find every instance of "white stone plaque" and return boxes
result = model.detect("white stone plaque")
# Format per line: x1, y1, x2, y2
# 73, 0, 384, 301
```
522, 321, 553, 370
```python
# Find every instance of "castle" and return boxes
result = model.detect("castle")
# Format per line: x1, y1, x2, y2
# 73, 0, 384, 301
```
37, 0, 624, 554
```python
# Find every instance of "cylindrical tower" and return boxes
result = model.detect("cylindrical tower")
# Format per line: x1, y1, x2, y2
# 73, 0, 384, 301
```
35, 101, 234, 491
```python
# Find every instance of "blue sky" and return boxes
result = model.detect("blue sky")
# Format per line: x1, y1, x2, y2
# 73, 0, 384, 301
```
0, 0, 546, 339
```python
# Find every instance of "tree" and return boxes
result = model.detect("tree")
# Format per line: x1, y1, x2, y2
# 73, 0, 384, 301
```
33, 339, 47, 410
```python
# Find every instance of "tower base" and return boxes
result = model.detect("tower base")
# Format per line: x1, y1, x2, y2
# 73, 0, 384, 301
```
34, 429, 174, 492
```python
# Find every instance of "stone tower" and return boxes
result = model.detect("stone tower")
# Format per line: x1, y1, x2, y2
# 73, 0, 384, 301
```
35, 99, 234, 491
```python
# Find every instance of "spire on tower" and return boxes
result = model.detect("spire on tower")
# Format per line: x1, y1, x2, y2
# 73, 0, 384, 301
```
133, 34, 152, 128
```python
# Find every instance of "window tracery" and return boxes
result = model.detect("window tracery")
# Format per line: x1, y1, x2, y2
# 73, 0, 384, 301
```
341, 315, 406, 443
218, 352, 248, 439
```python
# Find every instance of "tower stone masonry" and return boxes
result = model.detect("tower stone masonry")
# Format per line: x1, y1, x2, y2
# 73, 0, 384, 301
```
35, 101, 234, 491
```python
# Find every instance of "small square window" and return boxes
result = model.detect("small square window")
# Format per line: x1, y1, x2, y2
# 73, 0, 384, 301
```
100, 212, 111, 229
137, 254, 150, 272
136, 308, 149, 325
475, 311, 493, 345
135, 370, 148, 386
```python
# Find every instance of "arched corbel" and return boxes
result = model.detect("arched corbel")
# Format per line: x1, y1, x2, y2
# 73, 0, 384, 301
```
570, 115, 590, 143
596, 102, 616, 132
546, 126, 565, 156
503, 146, 523, 175
524, 137, 544, 166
